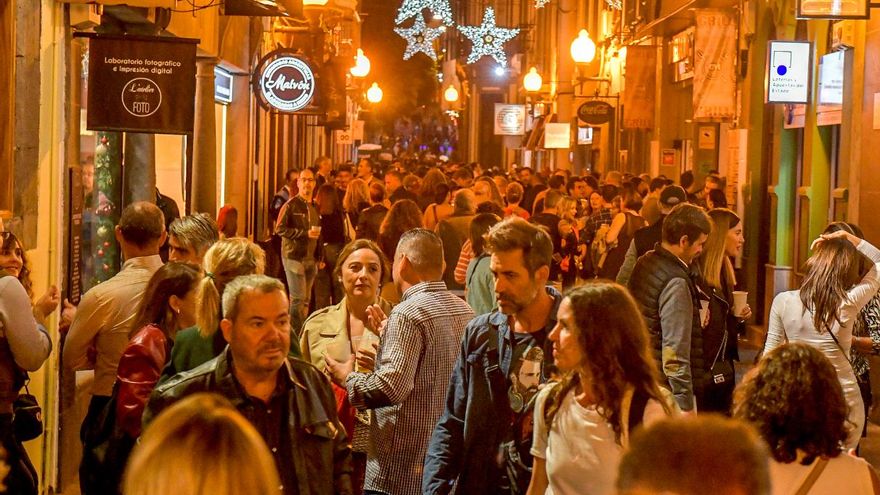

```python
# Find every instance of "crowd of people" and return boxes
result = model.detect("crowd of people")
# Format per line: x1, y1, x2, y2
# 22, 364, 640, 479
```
0, 155, 880, 494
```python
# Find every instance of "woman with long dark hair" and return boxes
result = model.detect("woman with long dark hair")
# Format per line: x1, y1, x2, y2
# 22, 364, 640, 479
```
527, 282, 675, 495
764, 229, 880, 450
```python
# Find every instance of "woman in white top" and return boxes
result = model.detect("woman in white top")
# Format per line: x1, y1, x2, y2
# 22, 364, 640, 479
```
527, 281, 676, 495
764, 229, 880, 450
734, 342, 880, 495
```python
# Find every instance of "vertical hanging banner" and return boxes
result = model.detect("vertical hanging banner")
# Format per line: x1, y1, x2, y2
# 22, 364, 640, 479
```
84, 34, 198, 134
693, 9, 737, 121
623, 46, 656, 129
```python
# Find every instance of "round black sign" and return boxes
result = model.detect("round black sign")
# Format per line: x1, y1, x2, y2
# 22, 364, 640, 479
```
577, 101, 614, 125
253, 50, 316, 113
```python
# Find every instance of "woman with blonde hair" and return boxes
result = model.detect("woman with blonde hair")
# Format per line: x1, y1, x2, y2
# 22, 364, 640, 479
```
764, 229, 880, 450
694, 208, 750, 414
123, 393, 281, 495
161, 238, 281, 379
343, 178, 371, 228
527, 281, 675, 495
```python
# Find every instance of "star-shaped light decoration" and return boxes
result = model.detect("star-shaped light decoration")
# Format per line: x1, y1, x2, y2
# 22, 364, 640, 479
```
534, 0, 550, 7
458, 7, 520, 66
605, 0, 622, 9
394, 15, 444, 61
395, 0, 453, 27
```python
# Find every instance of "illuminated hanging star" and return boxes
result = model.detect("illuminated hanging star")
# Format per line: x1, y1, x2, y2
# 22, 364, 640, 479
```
605, 0, 622, 9
394, 15, 444, 61
534, 0, 550, 8
458, 7, 520, 67
395, 0, 453, 27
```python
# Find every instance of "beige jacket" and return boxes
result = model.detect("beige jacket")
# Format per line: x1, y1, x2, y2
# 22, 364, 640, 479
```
300, 297, 394, 370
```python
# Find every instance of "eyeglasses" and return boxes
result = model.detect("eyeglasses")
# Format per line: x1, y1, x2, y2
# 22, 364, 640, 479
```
300, 178, 316, 183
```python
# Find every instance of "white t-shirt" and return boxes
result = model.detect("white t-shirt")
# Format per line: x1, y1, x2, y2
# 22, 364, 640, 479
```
770, 454, 875, 495
530, 383, 669, 495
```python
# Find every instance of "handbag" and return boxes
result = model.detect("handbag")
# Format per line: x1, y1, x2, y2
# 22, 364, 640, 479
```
13, 377, 42, 442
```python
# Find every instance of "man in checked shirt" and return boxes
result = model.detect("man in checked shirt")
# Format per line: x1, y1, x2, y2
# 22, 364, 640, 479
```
326, 228, 474, 495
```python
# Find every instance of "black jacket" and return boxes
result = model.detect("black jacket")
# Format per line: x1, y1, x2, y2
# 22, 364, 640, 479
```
277, 196, 319, 260
628, 244, 708, 403
144, 349, 352, 495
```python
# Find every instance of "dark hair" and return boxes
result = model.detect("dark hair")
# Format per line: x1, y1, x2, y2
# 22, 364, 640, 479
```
548, 175, 566, 190
469, 213, 501, 256
733, 342, 849, 464
476, 201, 505, 218
620, 183, 643, 211
484, 216, 553, 273
661, 203, 711, 245
649, 177, 666, 192
315, 184, 341, 215
0, 232, 32, 297
600, 184, 619, 203
369, 183, 386, 204
584, 175, 599, 190
333, 238, 390, 285
358, 157, 373, 172
707, 188, 728, 208
378, 199, 424, 261
284, 169, 298, 181
453, 167, 473, 181
545, 282, 668, 444
337, 164, 353, 175
119, 201, 166, 247
617, 416, 771, 495
433, 183, 451, 205
565, 177, 585, 195
131, 262, 201, 339
680, 170, 695, 189
799, 235, 861, 333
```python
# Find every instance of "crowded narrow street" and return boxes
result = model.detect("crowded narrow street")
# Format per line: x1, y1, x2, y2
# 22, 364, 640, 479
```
3, 0, 880, 493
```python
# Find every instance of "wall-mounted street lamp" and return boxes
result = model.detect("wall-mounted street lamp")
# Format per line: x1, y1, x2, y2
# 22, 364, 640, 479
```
570, 29, 597, 64
444, 85, 459, 102
350, 49, 371, 78
366, 82, 383, 103
523, 67, 543, 93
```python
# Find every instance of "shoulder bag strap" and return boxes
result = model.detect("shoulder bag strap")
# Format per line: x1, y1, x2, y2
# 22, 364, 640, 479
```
793, 457, 828, 495
827, 328, 856, 369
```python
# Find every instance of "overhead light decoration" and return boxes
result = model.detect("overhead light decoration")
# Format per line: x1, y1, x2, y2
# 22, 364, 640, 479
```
395, 0, 453, 27
458, 7, 520, 66
534, 0, 550, 7
570, 29, 597, 64
394, 14, 444, 61
605, 0, 622, 9
366, 82, 383, 103
350, 48, 371, 77
523, 67, 543, 92
444, 85, 459, 102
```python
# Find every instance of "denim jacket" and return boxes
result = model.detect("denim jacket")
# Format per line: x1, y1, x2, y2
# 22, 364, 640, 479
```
422, 286, 562, 495
144, 349, 352, 495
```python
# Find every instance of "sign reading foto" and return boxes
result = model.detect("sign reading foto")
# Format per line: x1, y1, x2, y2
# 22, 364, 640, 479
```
85, 35, 198, 134
494, 104, 526, 135
254, 50, 318, 113
766, 41, 813, 104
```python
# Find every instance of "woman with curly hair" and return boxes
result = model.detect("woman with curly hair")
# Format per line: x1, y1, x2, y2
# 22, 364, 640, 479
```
734, 342, 880, 494
526, 281, 676, 495
764, 229, 880, 450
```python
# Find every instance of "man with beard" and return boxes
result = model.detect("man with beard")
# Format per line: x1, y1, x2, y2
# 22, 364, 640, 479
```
423, 217, 561, 495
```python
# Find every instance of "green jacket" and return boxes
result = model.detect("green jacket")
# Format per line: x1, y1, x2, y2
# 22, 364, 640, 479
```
159, 325, 302, 386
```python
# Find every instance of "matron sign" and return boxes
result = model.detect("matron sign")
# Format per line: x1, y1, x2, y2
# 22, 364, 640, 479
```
494, 104, 526, 135
693, 9, 737, 121
86, 35, 197, 134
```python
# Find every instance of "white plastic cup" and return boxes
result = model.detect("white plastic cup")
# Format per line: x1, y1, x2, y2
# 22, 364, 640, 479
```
733, 291, 748, 316
310, 225, 322, 236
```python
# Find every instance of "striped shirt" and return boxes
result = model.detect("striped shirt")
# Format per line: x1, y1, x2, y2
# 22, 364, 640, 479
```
346, 280, 475, 495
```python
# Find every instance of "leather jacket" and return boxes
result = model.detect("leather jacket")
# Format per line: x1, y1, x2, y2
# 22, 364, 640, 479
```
144, 349, 353, 495
276, 196, 319, 261
116, 324, 168, 438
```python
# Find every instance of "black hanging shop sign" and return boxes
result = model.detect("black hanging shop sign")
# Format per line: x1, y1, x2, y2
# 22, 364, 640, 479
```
80, 34, 198, 134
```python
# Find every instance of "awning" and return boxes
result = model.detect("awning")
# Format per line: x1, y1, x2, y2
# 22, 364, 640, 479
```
58, 0, 177, 7
631, 0, 737, 39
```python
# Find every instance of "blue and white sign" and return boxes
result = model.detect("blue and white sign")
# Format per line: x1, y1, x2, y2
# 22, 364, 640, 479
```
214, 67, 234, 104
767, 41, 812, 104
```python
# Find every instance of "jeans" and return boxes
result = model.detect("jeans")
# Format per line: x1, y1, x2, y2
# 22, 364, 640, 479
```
283, 258, 317, 336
